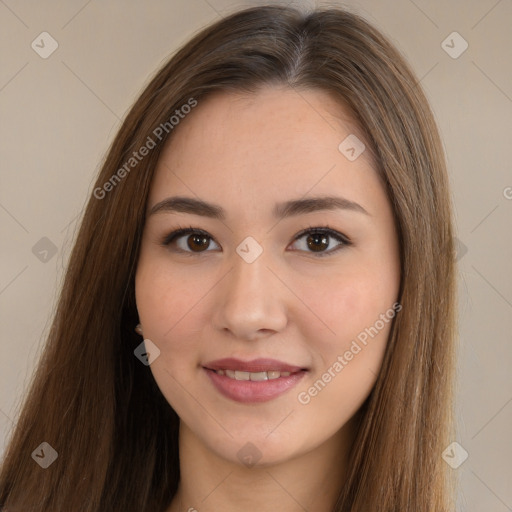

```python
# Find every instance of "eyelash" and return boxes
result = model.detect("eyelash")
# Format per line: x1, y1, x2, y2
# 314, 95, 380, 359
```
160, 224, 352, 258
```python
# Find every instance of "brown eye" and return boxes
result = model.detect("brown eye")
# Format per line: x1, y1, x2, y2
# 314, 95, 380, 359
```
289, 227, 351, 257
306, 233, 329, 252
187, 234, 211, 252
162, 228, 220, 254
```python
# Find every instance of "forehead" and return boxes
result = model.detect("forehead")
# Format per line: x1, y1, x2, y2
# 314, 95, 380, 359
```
149, 86, 381, 218
162, 86, 367, 161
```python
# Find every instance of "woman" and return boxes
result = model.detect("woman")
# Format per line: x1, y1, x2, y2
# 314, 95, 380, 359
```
0, 5, 457, 511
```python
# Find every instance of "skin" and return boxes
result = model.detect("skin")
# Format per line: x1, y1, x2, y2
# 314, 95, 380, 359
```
135, 85, 401, 512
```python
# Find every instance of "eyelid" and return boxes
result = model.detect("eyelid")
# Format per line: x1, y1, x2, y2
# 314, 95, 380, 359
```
160, 224, 352, 256
294, 225, 351, 245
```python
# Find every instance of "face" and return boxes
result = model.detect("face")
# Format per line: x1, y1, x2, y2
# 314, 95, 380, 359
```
135, 85, 400, 467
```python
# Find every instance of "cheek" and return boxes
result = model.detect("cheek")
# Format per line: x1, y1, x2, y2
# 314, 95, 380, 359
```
135, 259, 204, 365
135, 262, 208, 410
297, 265, 395, 345
136, 253, 201, 329
294, 270, 397, 421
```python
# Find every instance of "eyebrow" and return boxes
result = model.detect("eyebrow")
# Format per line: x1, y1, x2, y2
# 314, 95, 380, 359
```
148, 195, 370, 219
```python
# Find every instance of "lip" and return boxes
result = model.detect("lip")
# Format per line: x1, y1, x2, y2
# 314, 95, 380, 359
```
202, 358, 308, 404
204, 368, 307, 403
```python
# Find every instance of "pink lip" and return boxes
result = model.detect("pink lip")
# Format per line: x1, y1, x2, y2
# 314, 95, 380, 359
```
202, 358, 308, 404
204, 368, 307, 403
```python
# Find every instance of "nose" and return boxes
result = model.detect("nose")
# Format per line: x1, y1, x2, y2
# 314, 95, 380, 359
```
212, 248, 288, 341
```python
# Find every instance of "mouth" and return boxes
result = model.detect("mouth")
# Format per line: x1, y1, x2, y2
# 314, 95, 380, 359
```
209, 369, 296, 381
202, 358, 308, 403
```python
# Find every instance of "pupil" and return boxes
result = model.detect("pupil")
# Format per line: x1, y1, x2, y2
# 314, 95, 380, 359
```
188, 235, 209, 251
307, 233, 328, 252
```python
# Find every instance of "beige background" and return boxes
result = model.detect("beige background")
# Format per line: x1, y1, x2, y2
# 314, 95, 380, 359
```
1, 0, 511, 510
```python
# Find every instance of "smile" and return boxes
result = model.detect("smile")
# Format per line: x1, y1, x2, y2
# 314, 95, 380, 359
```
213, 369, 292, 380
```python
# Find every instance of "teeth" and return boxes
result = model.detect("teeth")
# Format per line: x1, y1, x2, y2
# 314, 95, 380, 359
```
249, 372, 268, 381
214, 369, 293, 380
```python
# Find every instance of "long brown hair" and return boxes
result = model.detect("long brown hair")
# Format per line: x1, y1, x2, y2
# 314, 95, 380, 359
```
0, 5, 457, 511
